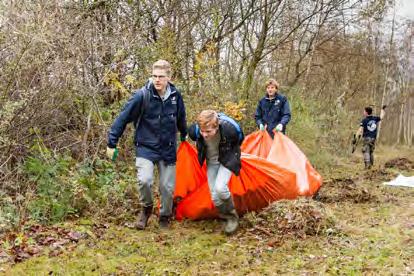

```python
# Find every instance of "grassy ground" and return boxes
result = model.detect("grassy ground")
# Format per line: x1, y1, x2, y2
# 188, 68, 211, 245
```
2, 146, 414, 275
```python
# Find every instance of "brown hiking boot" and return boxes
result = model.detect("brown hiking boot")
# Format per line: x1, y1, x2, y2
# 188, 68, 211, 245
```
136, 205, 153, 230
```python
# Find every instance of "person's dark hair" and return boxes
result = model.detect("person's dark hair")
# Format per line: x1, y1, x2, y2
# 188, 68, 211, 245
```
364, 107, 373, 115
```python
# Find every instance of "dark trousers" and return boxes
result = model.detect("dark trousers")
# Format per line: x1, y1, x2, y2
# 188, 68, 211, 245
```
362, 137, 376, 168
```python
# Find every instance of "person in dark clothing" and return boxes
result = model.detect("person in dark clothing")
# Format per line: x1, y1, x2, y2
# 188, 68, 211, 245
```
255, 79, 291, 138
356, 105, 386, 169
188, 110, 244, 235
106, 60, 187, 229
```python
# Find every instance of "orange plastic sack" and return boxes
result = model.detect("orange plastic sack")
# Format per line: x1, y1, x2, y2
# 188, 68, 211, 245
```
267, 132, 322, 196
174, 143, 297, 220
174, 131, 322, 220
240, 130, 273, 158
174, 142, 206, 199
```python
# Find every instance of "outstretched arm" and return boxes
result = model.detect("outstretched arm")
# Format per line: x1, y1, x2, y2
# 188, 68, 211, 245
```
107, 92, 143, 148
380, 105, 386, 120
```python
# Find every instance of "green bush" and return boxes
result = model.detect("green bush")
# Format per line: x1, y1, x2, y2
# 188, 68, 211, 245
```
0, 193, 20, 232
283, 87, 337, 172
21, 150, 137, 225
24, 154, 76, 223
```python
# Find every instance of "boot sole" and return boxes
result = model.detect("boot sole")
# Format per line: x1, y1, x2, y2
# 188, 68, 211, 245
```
135, 224, 146, 230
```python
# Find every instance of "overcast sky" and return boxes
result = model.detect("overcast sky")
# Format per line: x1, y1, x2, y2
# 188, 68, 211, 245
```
396, 0, 414, 20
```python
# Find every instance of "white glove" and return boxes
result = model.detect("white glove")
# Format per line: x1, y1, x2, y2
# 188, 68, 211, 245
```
259, 124, 265, 131
106, 147, 118, 161
275, 124, 283, 132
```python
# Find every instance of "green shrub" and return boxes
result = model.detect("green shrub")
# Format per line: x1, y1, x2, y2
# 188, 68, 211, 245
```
0, 193, 19, 232
21, 149, 138, 225
24, 154, 76, 223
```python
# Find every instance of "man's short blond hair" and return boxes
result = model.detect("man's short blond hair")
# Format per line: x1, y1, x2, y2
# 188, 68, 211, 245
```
197, 110, 219, 129
152, 60, 171, 76
265, 78, 279, 89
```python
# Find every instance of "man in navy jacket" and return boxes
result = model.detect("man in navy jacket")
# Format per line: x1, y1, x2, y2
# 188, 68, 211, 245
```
107, 60, 187, 229
255, 79, 291, 138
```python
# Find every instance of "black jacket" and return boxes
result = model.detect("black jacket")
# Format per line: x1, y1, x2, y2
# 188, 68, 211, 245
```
188, 115, 244, 175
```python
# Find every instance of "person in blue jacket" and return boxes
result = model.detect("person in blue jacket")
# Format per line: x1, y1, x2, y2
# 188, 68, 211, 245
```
255, 79, 291, 138
188, 110, 244, 235
106, 60, 187, 229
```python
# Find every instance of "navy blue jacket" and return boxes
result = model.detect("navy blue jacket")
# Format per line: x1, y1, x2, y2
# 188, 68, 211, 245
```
255, 93, 291, 137
360, 115, 381, 139
188, 115, 244, 175
108, 81, 187, 165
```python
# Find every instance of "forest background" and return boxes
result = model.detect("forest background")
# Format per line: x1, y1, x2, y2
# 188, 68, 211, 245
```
0, 0, 413, 231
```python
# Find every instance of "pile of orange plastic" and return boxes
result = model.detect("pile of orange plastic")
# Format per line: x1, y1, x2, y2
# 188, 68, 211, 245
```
174, 131, 322, 220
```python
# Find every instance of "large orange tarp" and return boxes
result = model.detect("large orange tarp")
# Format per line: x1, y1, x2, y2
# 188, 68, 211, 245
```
174, 142, 206, 199
174, 131, 322, 220
240, 130, 273, 158
268, 132, 322, 196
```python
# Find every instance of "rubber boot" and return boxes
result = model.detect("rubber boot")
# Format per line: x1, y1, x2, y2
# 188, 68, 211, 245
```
159, 216, 171, 229
136, 205, 153, 230
217, 198, 239, 235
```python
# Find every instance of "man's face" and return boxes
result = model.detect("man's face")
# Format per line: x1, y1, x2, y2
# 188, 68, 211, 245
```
266, 85, 277, 97
152, 68, 170, 93
200, 125, 219, 141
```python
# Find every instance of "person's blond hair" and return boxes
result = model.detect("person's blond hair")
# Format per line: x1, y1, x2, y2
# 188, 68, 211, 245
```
265, 78, 279, 89
197, 110, 219, 129
152, 60, 171, 76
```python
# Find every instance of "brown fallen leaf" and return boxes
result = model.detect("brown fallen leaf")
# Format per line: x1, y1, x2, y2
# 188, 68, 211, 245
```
13, 249, 31, 262
26, 245, 42, 256
67, 231, 82, 242
39, 236, 57, 245
48, 248, 63, 257
51, 239, 70, 249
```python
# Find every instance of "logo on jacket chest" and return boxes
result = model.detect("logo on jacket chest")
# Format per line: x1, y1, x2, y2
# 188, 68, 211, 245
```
274, 99, 280, 106
171, 96, 177, 105
367, 120, 377, 132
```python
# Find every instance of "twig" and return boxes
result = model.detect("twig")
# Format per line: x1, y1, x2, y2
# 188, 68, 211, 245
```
0, 154, 13, 169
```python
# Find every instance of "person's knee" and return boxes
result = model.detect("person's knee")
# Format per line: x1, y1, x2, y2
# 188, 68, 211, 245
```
215, 186, 230, 200
138, 172, 153, 187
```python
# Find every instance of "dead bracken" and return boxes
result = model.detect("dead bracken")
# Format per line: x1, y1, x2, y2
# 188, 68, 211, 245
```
237, 198, 337, 245
315, 177, 378, 203
384, 158, 414, 171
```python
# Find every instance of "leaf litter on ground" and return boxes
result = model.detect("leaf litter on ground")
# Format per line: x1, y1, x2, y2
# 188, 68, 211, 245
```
0, 222, 109, 264
235, 198, 337, 247
384, 157, 414, 171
